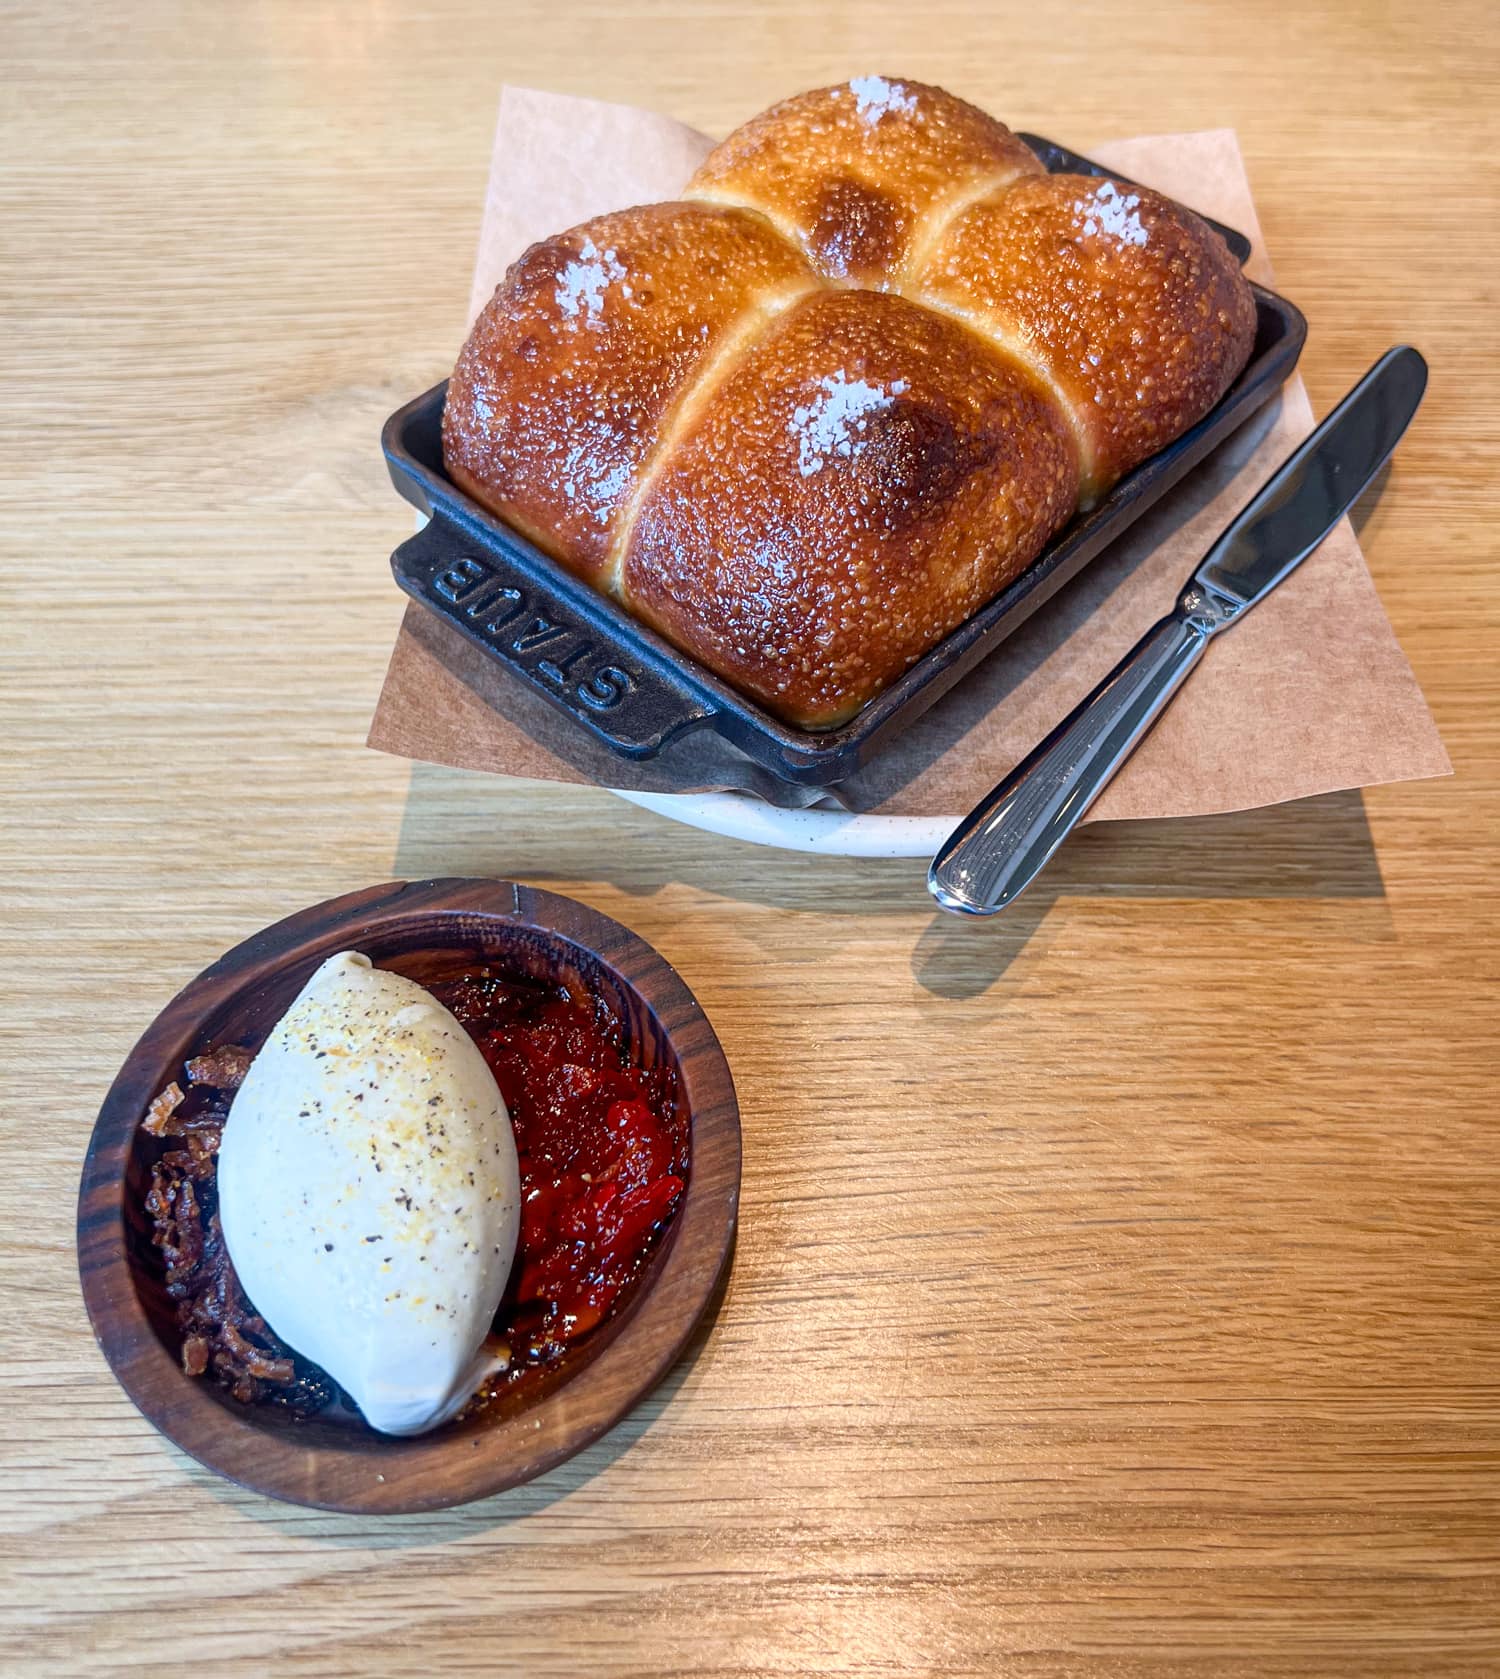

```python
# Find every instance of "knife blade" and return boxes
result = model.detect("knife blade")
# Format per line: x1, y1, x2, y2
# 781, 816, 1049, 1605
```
928, 345, 1428, 917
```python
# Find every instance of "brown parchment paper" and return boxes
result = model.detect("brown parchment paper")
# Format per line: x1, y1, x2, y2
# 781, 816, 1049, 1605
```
368, 86, 1450, 820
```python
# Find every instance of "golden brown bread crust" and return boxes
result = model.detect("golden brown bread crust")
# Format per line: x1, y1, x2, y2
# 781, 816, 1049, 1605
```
620, 291, 1079, 728
442, 79, 1259, 730
685, 76, 1042, 286
914, 174, 1258, 500
443, 202, 816, 585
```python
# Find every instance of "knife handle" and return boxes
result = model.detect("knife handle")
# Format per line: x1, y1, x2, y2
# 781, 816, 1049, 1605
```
928, 592, 1225, 915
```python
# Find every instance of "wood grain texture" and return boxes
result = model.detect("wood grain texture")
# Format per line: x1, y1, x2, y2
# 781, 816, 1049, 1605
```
2, 0, 1498, 1673
77, 878, 740, 1514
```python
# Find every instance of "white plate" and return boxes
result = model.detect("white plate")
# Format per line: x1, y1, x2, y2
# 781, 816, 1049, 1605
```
611, 789, 955, 857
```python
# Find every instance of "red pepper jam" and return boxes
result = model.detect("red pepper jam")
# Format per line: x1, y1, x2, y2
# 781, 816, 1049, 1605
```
428, 966, 687, 1409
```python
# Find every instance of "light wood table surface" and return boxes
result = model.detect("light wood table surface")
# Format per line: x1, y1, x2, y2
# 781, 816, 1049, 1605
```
5, 2, 1498, 1673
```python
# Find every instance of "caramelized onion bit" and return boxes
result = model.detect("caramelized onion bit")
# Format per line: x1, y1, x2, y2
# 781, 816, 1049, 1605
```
142, 1070, 330, 1416
221, 1321, 295, 1384
185, 1044, 254, 1090
143, 1082, 185, 1136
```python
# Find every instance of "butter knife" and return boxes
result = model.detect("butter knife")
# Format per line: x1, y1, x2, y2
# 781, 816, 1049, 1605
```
928, 345, 1428, 917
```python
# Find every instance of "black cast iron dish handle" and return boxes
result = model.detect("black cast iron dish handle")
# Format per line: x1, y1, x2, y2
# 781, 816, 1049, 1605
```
393, 511, 714, 759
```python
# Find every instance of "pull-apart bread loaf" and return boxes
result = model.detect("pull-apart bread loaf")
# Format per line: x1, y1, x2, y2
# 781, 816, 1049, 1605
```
444, 77, 1256, 728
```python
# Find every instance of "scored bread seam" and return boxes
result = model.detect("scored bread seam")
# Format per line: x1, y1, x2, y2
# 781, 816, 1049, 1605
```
899, 160, 1040, 282
897, 284, 1097, 498
600, 276, 819, 600
900, 161, 1098, 496
681, 185, 827, 286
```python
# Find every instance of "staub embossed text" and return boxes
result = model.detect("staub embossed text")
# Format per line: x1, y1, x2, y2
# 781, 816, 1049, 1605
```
429, 553, 636, 711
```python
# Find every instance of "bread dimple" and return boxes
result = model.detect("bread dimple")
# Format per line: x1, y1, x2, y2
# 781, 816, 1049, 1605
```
913, 173, 1258, 499
685, 76, 1043, 286
621, 290, 1079, 729
442, 201, 816, 584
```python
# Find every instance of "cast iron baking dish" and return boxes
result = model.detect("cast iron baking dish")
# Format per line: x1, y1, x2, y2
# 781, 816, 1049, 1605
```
383, 135, 1306, 788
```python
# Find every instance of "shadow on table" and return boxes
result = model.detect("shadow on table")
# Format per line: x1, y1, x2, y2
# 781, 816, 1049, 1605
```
394, 758, 1386, 921
199, 1234, 737, 1548
909, 787, 1390, 999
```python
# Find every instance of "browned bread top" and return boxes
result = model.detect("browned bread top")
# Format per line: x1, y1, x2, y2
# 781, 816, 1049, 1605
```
623, 290, 1079, 727
685, 77, 1043, 286
913, 173, 1260, 499
442, 79, 1258, 729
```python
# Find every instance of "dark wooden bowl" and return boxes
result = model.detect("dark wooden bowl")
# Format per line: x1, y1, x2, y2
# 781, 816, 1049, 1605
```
77, 878, 740, 1514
